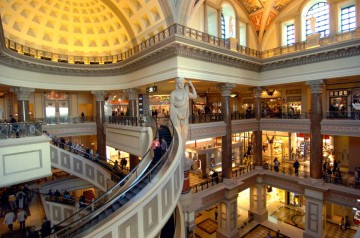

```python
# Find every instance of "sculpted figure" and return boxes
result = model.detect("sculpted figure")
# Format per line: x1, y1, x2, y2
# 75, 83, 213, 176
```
170, 77, 197, 143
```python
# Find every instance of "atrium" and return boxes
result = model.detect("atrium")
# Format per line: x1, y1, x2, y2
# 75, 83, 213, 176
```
0, 0, 360, 237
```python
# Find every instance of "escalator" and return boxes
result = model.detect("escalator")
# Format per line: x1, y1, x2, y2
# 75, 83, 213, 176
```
49, 121, 183, 238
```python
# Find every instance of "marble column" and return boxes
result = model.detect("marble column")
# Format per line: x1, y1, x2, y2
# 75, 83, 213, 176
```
303, 188, 326, 238
92, 90, 107, 160
184, 211, 196, 237
328, 1, 338, 34
10, 87, 35, 122
306, 80, 324, 179
356, 0, 360, 28
218, 83, 235, 180
249, 180, 268, 223
123, 88, 139, 117
216, 189, 239, 238
253, 87, 263, 167
198, 153, 207, 179
142, 94, 150, 117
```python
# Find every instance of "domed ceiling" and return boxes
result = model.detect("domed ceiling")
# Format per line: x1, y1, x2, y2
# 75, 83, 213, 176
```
0, 0, 166, 55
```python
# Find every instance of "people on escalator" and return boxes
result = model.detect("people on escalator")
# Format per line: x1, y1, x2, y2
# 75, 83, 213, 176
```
40, 217, 51, 237
161, 137, 168, 156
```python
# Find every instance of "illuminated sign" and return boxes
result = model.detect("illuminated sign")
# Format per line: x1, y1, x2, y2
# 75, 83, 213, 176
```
146, 86, 157, 93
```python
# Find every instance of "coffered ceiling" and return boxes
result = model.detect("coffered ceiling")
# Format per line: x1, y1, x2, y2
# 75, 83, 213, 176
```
0, 0, 296, 56
0, 0, 167, 55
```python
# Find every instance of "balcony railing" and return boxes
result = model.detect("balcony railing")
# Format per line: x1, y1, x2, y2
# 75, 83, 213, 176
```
0, 121, 42, 139
107, 116, 152, 127
34, 116, 95, 125
326, 111, 360, 120
5, 24, 359, 65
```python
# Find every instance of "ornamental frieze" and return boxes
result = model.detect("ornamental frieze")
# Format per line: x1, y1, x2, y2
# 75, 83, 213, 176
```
263, 175, 304, 194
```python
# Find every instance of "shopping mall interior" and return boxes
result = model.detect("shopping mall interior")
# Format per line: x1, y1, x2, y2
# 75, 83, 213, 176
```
0, 0, 360, 237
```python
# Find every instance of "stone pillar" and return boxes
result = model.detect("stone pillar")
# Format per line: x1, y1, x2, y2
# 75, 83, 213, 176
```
328, 1, 338, 34
306, 80, 324, 179
184, 211, 196, 237
199, 153, 207, 178
218, 83, 235, 180
92, 91, 106, 160
216, 189, 239, 238
123, 88, 138, 117
10, 87, 34, 122
129, 154, 140, 170
304, 188, 326, 238
249, 179, 268, 223
253, 87, 263, 168
356, 0, 360, 27
142, 94, 150, 117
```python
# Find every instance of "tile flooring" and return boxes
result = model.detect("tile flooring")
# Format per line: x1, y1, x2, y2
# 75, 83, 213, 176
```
189, 172, 358, 238
0, 195, 45, 237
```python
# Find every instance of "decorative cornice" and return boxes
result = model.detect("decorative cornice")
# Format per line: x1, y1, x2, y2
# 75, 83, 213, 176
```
321, 119, 360, 137
0, 37, 359, 77
261, 41, 360, 72
260, 118, 311, 133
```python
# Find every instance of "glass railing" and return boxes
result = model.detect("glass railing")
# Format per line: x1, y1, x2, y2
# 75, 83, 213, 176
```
0, 121, 42, 139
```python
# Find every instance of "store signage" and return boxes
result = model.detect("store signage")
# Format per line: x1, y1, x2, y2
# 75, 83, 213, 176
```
146, 86, 157, 93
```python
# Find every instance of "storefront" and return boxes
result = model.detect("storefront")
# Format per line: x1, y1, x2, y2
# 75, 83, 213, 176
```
149, 95, 170, 116
262, 131, 290, 163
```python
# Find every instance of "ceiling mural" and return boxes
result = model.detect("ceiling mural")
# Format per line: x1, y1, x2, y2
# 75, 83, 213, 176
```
236, 0, 293, 39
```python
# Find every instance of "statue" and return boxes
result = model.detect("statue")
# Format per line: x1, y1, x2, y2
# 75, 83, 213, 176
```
309, 14, 316, 34
170, 77, 197, 143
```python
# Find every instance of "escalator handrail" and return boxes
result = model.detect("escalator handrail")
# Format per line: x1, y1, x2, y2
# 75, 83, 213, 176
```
52, 120, 174, 237
48, 117, 160, 234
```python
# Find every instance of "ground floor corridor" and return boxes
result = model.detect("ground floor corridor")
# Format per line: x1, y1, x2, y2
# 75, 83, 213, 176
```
189, 180, 357, 238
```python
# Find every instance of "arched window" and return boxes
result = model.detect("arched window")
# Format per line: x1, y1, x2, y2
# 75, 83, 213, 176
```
305, 2, 329, 38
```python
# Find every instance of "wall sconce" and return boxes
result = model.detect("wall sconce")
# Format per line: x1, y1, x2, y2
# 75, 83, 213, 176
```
265, 88, 276, 96
230, 93, 238, 98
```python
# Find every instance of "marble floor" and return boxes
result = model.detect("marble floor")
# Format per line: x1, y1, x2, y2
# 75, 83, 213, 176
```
189, 173, 358, 238
0, 194, 45, 238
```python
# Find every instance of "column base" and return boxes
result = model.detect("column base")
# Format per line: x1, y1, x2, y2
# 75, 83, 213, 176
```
216, 229, 239, 238
182, 170, 190, 194
303, 230, 326, 238
249, 209, 268, 223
